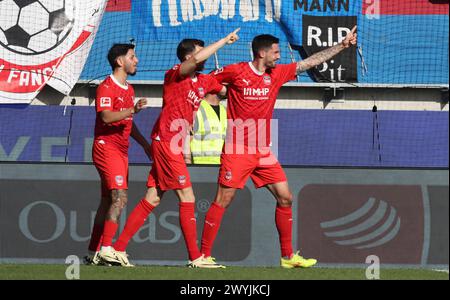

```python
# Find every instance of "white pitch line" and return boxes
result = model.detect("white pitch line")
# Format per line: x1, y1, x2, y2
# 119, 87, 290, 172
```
432, 269, 449, 274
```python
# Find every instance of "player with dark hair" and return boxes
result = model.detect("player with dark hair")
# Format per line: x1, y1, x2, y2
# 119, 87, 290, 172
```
109, 29, 240, 268
85, 43, 151, 266
200, 27, 358, 268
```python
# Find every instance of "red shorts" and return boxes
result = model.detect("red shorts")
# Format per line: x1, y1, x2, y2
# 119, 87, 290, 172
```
218, 147, 287, 189
147, 140, 192, 191
92, 140, 128, 197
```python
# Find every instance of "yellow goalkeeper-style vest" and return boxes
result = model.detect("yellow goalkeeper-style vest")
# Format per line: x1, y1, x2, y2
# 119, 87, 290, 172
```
191, 100, 227, 164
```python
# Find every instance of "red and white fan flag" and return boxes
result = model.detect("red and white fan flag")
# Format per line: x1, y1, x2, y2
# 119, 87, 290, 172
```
0, 0, 108, 104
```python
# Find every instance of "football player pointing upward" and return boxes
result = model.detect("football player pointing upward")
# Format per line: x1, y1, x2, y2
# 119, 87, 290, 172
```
200, 27, 357, 268
107, 29, 240, 268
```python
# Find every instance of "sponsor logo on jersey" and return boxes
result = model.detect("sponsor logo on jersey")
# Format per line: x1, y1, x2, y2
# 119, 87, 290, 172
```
243, 88, 270, 97
187, 90, 202, 107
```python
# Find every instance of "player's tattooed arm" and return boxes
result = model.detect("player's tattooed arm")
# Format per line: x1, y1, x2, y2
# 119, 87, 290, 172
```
296, 26, 357, 74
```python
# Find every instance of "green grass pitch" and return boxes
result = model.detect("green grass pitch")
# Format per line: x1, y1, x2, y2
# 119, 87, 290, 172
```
0, 264, 448, 280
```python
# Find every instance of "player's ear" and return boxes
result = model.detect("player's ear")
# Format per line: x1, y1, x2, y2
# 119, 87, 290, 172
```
258, 49, 266, 59
116, 56, 125, 68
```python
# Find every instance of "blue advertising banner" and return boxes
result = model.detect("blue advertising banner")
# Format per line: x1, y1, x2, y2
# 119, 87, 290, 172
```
0, 105, 448, 167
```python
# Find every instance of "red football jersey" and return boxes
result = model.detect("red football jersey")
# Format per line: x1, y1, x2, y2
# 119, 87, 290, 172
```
94, 75, 135, 154
151, 64, 223, 142
213, 62, 297, 147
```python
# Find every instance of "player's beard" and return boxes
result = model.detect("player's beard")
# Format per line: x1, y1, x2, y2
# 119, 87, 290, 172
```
266, 59, 277, 69
127, 66, 137, 76
196, 61, 205, 72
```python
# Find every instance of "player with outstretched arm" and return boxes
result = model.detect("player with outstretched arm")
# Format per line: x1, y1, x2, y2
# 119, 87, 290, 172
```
107, 29, 240, 268
200, 27, 358, 268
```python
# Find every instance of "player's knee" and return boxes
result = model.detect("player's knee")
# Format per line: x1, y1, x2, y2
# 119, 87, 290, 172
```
144, 189, 161, 207
278, 192, 293, 206
149, 197, 160, 207
118, 190, 128, 208
216, 192, 235, 208
111, 189, 128, 211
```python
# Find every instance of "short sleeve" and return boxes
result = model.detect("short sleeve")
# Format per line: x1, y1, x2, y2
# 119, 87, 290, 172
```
205, 75, 223, 95
95, 85, 114, 112
211, 64, 238, 84
277, 63, 297, 85
165, 64, 183, 83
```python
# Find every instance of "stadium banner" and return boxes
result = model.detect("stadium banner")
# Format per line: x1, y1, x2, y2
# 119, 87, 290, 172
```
132, 0, 361, 44
0, 163, 448, 267
301, 15, 357, 82
0, 0, 108, 104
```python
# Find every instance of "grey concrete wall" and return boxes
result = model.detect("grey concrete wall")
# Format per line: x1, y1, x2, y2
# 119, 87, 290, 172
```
33, 83, 448, 111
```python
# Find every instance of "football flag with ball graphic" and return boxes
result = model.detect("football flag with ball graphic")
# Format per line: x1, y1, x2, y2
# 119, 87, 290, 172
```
0, 0, 108, 104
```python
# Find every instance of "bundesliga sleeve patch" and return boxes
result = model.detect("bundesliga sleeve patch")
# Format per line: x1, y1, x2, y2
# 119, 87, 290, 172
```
100, 97, 112, 107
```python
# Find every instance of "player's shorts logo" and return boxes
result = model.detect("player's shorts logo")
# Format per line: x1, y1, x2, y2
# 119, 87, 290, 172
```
115, 175, 124, 186
225, 171, 232, 181
178, 175, 186, 185
263, 76, 271, 85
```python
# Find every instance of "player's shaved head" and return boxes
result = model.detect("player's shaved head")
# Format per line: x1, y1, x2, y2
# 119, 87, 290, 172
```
177, 39, 205, 62
252, 34, 279, 58
108, 43, 135, 71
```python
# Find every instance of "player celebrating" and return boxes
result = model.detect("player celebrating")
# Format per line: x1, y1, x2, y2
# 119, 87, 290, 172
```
85, 44, 151, 266
109, 29, 240, 268
200, 27, 358, 268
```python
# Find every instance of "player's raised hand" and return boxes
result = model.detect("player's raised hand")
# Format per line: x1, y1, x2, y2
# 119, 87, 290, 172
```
342, 26, 357, 48
226, 28, 240, 44
134, 98, 147, 114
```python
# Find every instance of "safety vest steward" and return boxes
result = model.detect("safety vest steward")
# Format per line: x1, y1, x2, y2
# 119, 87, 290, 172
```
191, 100, 227, 164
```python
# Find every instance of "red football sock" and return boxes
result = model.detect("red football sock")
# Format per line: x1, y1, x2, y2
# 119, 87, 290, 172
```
114, 199, 155, 251
179, 202, 202, 261
275, 206, 293, 258
88, 223, 104, 252
201, 202, 225, 257
102, 220, 119, 248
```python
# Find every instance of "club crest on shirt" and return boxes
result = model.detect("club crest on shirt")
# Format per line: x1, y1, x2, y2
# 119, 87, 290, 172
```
115, 175, 124, 186
225, 171, 232, 181
263, 75, 271, 85
198, 87, 205, 98
178, 175, 186, 185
